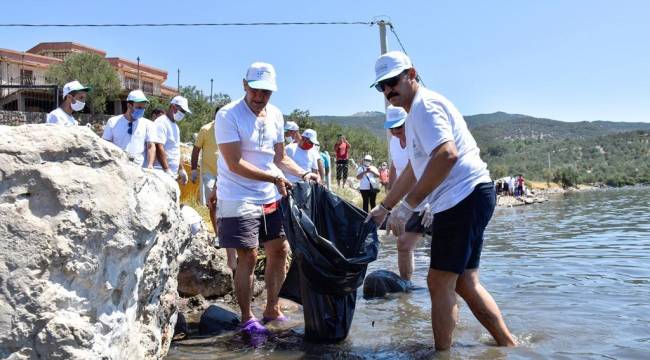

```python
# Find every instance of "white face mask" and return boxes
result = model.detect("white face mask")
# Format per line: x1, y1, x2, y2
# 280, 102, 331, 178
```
364, 161, 371, 167
71, 100, 85, 112
173, 109, 185, 122
285, 136, 293, 144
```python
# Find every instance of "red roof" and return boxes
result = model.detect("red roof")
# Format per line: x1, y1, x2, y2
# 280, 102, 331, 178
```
26, 42, 106, 57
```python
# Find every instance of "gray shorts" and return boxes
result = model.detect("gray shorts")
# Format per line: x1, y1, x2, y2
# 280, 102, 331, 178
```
217, 206, 285, 249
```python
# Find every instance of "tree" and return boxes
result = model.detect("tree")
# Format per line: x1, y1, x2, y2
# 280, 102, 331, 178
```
45, 53, 121, 114
177, 86, 231, 142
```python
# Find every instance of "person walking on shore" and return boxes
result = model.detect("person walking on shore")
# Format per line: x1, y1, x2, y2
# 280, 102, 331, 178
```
215, 62, 318, 336
334, 134, 351, 188
151, 96, 192, 183
47, 80, 90, 126
366, 51, 516, 350
385, 105, 428, 282
102, 90, 155, 168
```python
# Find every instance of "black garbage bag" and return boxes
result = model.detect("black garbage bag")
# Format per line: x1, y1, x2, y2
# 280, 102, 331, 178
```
279, 182, 379, 343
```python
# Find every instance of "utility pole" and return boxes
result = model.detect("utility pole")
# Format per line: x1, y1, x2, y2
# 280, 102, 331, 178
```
547, 152, 551, 185
136, 57, 141, 89
377, 20, 391, 164
210, 78, 213, 103
177, 68, 180, 91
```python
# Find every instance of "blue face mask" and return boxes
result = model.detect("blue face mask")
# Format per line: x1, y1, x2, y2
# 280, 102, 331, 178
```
132, 108, 145, 120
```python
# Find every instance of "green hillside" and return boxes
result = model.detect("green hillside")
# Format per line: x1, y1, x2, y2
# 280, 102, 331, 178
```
310, 111, 650, 186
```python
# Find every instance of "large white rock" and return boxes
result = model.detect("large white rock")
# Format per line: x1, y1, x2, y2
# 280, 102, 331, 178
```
0, 125, 192, 359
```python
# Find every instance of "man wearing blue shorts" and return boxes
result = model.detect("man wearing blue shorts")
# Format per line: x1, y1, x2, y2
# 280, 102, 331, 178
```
367, 51, 517, 350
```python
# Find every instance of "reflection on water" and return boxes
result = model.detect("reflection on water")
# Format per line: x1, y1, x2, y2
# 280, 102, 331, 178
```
167, 187, 650, 359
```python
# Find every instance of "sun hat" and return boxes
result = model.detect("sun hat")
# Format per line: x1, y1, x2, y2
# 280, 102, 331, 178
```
126, 89, 149, 103
370, 51, 413, 88
170, 95, 192, 114
245, 62, 277, 91
301, 129, 319, 145
62, 80, 91, 98
384, 105, 408, 129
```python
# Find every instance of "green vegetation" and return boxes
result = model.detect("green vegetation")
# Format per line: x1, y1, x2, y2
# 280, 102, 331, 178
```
45, 53, 121, 114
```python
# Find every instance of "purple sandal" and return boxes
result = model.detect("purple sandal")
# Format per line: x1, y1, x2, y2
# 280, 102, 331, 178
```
239, 318, 269, 336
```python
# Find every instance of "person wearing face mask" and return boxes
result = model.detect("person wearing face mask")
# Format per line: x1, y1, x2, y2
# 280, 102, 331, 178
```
356, 154, 380, 213
102, 90, 155, 168
284, 129, 323, 183
46, 80, 90, 126
366, 51, 516, 350
151, 95, 192, 183
283, 121, 301, 144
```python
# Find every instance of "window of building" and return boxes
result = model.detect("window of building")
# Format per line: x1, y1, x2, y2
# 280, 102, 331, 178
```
20, 69, 33, 85
51, 52, 68, 60
142, 81, 154, 94
124, 77, 138, 90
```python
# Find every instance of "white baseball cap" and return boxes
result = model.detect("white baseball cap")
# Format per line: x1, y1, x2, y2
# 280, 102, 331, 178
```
371, 51, 413, 88
384, 105, 407, 129
245, 62, 277, 91
127, 89, 149, 103
364, 154, 373, 161
301, 129, 319, 145
170, 95, 192, 114
62, 80, 91, 98
284, 121, 299, 131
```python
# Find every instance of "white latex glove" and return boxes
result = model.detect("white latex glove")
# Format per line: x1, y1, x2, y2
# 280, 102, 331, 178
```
420, 203, 434, 228
365, 203, 390, 226
190, 169, 199, 183
386, 201, 415, 237
165, 168, 178, 180
178, 168, 188, 185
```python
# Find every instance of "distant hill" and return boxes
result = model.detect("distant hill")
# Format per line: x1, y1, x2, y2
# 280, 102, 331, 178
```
310, 111, 650, 185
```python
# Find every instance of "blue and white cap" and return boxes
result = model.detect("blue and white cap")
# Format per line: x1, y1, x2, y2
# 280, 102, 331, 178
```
245, 62, 277, 91
62, 80, 91, 98
371, 51, 413, 88
127, 89, 149, 103
384, 105, 407, 129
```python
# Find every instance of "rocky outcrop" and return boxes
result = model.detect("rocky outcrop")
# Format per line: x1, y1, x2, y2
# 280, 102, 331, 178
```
177, 231, 233, 298
0, 125, 192, 359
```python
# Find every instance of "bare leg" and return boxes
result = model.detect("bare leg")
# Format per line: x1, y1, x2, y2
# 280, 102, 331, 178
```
234, 248, 257, 322
226, 248, 238, 273
456, 269, 517, 347
397, 232, 421, 281
427, 268, 459, 351
262, 237, 289, 319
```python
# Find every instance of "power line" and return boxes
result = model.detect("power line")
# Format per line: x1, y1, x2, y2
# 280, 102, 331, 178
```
0, 21, 372, 28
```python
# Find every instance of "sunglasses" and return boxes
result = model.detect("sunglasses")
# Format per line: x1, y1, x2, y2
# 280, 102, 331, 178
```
375, 70, 407, 92
127, 121, 133, 135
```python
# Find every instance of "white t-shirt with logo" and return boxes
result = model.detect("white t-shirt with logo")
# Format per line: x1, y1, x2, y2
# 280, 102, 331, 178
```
285, 143, 319, 182
102, 115, 153, 167
405, 87, 491, 214
150, 114, 181, 173
46, 107, 77, 126
389, 136, 409, 178
214, 97, 284, 205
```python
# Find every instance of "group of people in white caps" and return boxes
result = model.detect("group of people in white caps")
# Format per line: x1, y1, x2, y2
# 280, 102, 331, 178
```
46, 49, 517, 350
47, 80, 193, 184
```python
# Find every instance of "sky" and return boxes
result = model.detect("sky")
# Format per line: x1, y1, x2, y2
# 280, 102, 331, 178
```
2, 0, 649, 122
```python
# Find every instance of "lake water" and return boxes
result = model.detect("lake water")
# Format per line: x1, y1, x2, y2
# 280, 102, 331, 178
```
167, 187, 650, 359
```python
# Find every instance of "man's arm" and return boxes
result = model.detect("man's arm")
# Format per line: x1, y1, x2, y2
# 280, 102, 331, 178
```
403, 141, 458, 208
388, 162, 397, 191
273, 142, 310, 178
145, 143, 155, 168
190, 146, 201, 171
155, 143, 170, 170
220, 141, 279, 183
382, 161, 417, 208
316, 158, 325, 179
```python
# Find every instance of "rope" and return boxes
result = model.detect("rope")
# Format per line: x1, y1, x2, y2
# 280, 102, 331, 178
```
388, 23, 426, 87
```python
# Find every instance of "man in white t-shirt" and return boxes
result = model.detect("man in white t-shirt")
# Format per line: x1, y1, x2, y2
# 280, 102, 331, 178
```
366, 51, 516, 350
151, 95, 192, 184
102, 90, 155, 168
214, 62, 318, 336
384, 105, 429, 283
284, 129, 323, 183
46, 80, 90, 126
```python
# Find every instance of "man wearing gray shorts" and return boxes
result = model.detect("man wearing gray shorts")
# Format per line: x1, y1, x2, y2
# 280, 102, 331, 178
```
215, 62, 319, 336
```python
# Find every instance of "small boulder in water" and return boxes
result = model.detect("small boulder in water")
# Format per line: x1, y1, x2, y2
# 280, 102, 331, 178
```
363, 270, 412, 299
199, 304, 240, 335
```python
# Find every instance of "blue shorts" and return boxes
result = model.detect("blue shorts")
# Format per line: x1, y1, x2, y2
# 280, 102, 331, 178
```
430, 182, 496, 274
